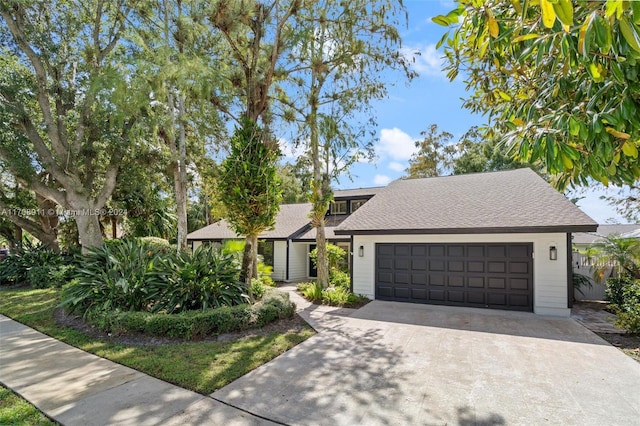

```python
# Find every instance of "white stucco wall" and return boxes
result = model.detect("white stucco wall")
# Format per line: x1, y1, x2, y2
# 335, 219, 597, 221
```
352, 233, 570, 317
272, 240, 288, 282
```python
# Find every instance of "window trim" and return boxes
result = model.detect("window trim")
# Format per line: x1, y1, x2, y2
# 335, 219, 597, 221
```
350, 199, 367, 213
330, 200, 348, 215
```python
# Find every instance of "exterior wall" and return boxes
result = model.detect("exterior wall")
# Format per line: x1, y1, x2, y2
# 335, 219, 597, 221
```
192, 240, 203, 251
352, 233, 570, 317
272, 240, 288, 282
288, 242, 309, 281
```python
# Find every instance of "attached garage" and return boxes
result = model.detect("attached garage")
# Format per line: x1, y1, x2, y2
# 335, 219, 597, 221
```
375, 243, 533, 311
334, 169, 599, 317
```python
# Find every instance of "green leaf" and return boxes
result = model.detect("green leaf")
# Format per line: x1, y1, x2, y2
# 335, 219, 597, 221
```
622, 140, 639, 158
432, 15, 452, 27
540, 0, 557, 29
619, 16, 640, 53
512, 33, 540, 43
569, 117, 580, 136
632, 0, 640, 25
552, 0, 573, 27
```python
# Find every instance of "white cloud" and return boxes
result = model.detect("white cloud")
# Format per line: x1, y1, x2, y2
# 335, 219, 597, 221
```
388, 161, 406, 172
400, 44, 446, 78
376, 127, 416, 161
279, 138, 304, 160
373, 174, 391, 186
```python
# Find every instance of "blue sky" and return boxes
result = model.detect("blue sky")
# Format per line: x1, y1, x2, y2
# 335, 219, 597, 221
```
282, 0, 629, 224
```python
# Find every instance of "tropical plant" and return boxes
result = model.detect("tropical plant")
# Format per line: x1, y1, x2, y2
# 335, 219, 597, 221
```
0, 242, 65, 286
156, 245, 247, 313
309, 244, 347, 273
572, 273, 594, 298
61, 240, 170, 315
219, 119, 282, 290
590, 235, 640, 281
434, 0, 640, 188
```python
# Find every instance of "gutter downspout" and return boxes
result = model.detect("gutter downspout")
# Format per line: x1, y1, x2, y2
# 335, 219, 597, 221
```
286, 239, 290, 282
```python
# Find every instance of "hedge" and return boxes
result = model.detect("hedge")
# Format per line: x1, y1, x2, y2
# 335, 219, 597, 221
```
84, 289, 296, 340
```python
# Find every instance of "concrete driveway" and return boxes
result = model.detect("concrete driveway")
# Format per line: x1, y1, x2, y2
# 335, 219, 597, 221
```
213, 299, 640, 426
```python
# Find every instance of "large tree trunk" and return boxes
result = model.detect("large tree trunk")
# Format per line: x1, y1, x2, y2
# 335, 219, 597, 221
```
73, 209, 104, 253
175, 94, 189, 253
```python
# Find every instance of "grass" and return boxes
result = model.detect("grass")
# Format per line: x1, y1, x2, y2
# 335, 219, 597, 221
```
0, 385, 58, 425
0, 288, 314, 394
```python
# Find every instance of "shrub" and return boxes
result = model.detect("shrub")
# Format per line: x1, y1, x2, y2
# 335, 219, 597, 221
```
322, 286, 358, 307
612, 279, 640, 334
157, 245, 247, 313
27, 264, 76, 289
329, 270, 350, 290
61, 240, 171, 315
250, 278, 267, 300
138, 237, 172, 254
309, 244, 347, 272
605, 276, 632, 306
298, 282, 323, 303
0, 244, 65, 286
84, 289, 296, 339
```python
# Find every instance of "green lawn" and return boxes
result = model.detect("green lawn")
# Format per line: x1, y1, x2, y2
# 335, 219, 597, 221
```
0, 385, 58, 425
0, 288, 314, 394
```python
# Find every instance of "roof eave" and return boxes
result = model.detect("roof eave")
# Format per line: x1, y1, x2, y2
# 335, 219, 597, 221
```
334, 225, 599, 235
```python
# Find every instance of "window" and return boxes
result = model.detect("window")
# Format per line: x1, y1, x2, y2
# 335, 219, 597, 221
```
350, 199, 367, 213
258, 240, 274, 267
330, 200, 347, 215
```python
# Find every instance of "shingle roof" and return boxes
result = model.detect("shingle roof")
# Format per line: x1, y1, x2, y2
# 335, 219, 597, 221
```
295, 216, 350, 240
573, 224, 640, 245
335, 168, 598, 234
186, 203, 312, 240
333, 187, 383, 198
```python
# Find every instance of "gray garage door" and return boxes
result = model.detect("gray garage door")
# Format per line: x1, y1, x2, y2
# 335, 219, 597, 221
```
376, 243, 533, 312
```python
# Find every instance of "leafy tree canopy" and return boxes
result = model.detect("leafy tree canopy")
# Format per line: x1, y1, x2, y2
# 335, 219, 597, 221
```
435, 0, 640, 188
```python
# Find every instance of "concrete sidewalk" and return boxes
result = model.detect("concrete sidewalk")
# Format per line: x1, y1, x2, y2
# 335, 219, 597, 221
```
0, 315, 278, 426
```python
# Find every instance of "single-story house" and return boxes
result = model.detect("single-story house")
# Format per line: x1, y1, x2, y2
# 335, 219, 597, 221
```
189, 168, 597, 316
572, 224, 640, 300
186, 187, 382, 281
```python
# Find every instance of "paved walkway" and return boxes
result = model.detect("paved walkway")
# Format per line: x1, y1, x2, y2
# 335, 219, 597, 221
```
0, 315, 277, 425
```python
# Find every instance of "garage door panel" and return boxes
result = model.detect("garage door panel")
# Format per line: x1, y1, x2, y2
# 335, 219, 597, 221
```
395, 258, 410, 270
394, 245, 410, 256
488, 277, 506, 289
412, 288, 427, 300
375, 243, 533, 312
487, 293, 507, 306
378, 258, 393, 270
396, 272, 410, 284
377, 286, 394, 298
394, 287, 410, 299
487, 245, 507, 257
429, 289, 445, 301
509, 294, 531, 308
488, 262, 506, 273
468, 261, 484, 272
509, 245, 529, 258
411, 245, 427, 256
468, 276, 485, 288
510, 278, 529, 290
429, 246, 445, 257
468, 245, 485, 257
448, 245, 464, 257
377, 272, 393, 284
509, 262, 529, 274
467, 291, 485, 304
449, 275, 464, 287
412, 258, 427, 270
448, 260, 464, 272
412, 273, 427, 285
447, 290, 465, 303
430, 274, 445, 286
429, 260, 445, 271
